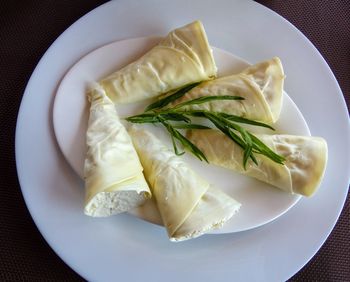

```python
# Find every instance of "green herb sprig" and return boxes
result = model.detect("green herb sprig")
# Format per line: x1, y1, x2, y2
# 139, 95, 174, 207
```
126, 83, 285, 168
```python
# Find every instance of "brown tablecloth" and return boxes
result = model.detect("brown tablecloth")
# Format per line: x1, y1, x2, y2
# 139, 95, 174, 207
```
1, 0, 349, 281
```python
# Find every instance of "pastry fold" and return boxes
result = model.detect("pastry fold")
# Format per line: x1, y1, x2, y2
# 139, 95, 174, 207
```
129, 127, 240, 241
84, 87, 151, 217
169, 57, 284, 123
100, 20, 217, 104
187, 129, 327, 196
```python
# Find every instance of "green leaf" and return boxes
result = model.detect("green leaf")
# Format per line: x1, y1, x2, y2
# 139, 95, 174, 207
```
241, 130, 253, 169
249, 133, 285, 164
173, 95, 244, 109
125, 113, 160, 123
160, 120, 208, 162
204, 112, 245, 147
144, 82, 201, 112
169, 129, 185, 156
174, 132, 208, 162
160, 113, 191, 123
171, 124, 211, 130
205, 112, 261, 167
218, 113, 275, 130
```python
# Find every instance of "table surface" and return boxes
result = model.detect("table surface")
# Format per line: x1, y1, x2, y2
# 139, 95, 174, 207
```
1, 0, 349, 281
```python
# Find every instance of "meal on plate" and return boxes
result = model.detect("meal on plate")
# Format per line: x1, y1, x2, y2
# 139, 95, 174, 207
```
82, 20, 328, 241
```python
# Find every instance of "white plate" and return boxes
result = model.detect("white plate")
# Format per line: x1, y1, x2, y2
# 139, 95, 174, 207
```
15, 0, 350, 281
53, 36, 308, 232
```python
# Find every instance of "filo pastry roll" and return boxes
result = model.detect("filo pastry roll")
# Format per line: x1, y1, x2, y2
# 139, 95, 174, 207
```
187, 129, 327, 197
84, 87, 151, 217
169, 57, 284, 123
100, 20, 217, 104
129, 127, 241, 241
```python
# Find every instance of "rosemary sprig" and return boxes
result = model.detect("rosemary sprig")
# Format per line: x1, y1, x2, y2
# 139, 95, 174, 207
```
159, 117, 208, 162
171, 124, 211, 130
201, 112, 285, 168
126, 94, 285, 168
144, 82, 201, 112
172, 95, 244, 110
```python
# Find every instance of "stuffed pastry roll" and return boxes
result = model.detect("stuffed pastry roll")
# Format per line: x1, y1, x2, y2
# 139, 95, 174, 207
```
187, 129, 327, 196
169, 57, 284, 123
100, 20, 217, 104
84, 87, 151, 217
129, 127, 240, 241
